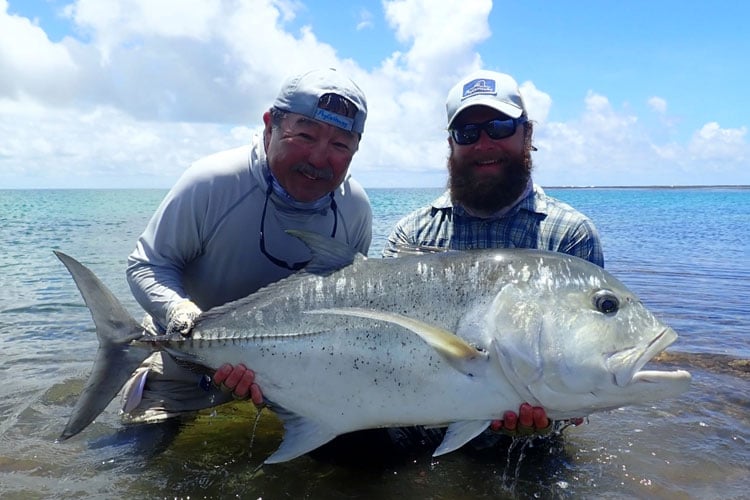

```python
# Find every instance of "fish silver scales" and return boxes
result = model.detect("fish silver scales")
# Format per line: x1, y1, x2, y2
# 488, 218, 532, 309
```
54, 230, 691, 463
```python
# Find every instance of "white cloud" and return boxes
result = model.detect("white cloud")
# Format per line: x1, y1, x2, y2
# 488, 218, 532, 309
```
355, 7, 374, 31
351, 0, 493, 183
520, 81, 552, 124
535, 92, 673, 185
384, 0, 491, 73
0, 0, 748, 189
0, 0, 78, 103
66, 0, 222, 62
648, 96, 667, 114
0, 95, 246, 188
689, 122, 747, 161
532, 93, 749, 186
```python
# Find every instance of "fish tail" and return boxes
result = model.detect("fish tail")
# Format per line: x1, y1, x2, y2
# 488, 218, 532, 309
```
54, 251, 149, 441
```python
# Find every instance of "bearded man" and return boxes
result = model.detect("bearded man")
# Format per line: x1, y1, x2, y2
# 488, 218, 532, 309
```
383, 70, 603, 266
381, 70, 602, 442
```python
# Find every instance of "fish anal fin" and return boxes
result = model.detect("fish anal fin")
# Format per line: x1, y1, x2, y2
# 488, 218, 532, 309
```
433, 420, 491, 457
265, 410, 339, 464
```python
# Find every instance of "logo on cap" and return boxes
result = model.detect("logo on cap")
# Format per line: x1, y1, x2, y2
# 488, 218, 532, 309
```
462, 79, 496, 100
313, 108, 355, 132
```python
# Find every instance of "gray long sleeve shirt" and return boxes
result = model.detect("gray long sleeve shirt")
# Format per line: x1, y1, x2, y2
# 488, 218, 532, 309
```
126, 137, 372, 332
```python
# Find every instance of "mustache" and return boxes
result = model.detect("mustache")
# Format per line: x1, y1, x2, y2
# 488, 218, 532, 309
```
293, 163, 334, 181
468, 152, 513, 166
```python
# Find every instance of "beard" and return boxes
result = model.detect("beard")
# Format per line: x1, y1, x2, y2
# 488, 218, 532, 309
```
448, 148, 532, 216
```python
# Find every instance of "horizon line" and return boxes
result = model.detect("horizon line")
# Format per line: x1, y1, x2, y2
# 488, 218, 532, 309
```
2, 184, 749, 191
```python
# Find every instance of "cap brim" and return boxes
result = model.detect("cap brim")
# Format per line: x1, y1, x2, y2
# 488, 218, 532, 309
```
448, 98, 524, 126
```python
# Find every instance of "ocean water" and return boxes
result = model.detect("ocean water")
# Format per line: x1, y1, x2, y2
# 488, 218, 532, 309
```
0, 187, 748, 499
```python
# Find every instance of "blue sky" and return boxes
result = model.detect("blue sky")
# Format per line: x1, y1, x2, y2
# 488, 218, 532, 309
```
1, 0, 748, 189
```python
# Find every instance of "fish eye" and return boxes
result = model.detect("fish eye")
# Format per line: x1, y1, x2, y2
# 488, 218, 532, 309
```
593, 290, 620, 314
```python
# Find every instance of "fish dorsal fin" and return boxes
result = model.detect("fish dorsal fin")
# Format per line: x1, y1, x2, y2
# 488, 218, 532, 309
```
286, 229, 364, 275
307, 308, 488, 376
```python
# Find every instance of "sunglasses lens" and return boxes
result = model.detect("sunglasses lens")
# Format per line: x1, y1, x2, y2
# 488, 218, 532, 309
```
451, 117, 525, 145
485, 119, 517, 140
451, 126, 480, 145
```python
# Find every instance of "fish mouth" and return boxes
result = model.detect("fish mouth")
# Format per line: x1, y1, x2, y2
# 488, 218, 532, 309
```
607, 327, 679, 387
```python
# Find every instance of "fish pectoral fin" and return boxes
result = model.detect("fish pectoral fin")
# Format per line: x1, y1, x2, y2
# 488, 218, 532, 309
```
308, 308, 488, 376
265, 410, 339, 464
120, 367, 149, 414
433, 420, 492, 457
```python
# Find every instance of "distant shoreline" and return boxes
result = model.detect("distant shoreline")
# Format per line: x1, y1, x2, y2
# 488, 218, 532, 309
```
368, 185, 750, 190
542, 185, 750, 190
2, 185, 749, 191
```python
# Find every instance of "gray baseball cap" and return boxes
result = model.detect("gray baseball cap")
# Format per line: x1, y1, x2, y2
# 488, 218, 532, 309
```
273, 68, 368, 134
446, 70, 526, 127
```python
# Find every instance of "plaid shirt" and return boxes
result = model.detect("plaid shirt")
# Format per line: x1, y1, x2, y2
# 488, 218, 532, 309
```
383, 184, 604, 267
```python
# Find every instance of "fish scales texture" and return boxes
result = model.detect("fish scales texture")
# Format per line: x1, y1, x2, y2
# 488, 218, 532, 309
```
183, 255, 514, 427
162, 250, 663, 423
54, 235, 691, 463
198, 254, 491, 339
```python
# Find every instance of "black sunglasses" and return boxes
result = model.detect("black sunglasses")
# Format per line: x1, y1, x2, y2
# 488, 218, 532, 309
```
450, 116, 528, 146
259, 184, 338, 270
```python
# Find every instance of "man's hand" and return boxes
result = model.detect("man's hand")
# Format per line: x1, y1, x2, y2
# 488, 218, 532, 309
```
213, 363, 264, 406
489, 403, 584, 437
166, 299, 202, 336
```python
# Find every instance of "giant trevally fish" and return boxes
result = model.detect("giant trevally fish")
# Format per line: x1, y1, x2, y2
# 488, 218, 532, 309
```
55, 231, 691, 464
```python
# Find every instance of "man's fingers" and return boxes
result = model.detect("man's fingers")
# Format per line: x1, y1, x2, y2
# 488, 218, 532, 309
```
502, 410, 518, 431
249, 383, 264, 406
214, 363, 248, 392
166, 300, 202, 336
212, 363, 234, 386
224, 364, 249, 391
518, 403, 534, 428
532, 406, 549, 429
211, 364, 264, 403
492, 404, 552, 437
232, 370, 256, 399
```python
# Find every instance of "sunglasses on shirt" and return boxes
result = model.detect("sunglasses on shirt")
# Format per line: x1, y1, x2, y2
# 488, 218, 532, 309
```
449, 116, 528, 146
259, 183, 338, 271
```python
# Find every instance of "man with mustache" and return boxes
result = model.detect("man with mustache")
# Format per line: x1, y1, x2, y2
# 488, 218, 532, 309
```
384, 69, 603, 264
382, 70, 603, 442
121, 68, 372, 422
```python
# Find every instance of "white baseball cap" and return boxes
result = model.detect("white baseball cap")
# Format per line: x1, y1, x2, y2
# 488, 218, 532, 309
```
446, 70, 526, 127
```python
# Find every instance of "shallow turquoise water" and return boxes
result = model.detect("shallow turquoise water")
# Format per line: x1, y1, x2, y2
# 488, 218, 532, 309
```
1, 187, 748, 499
